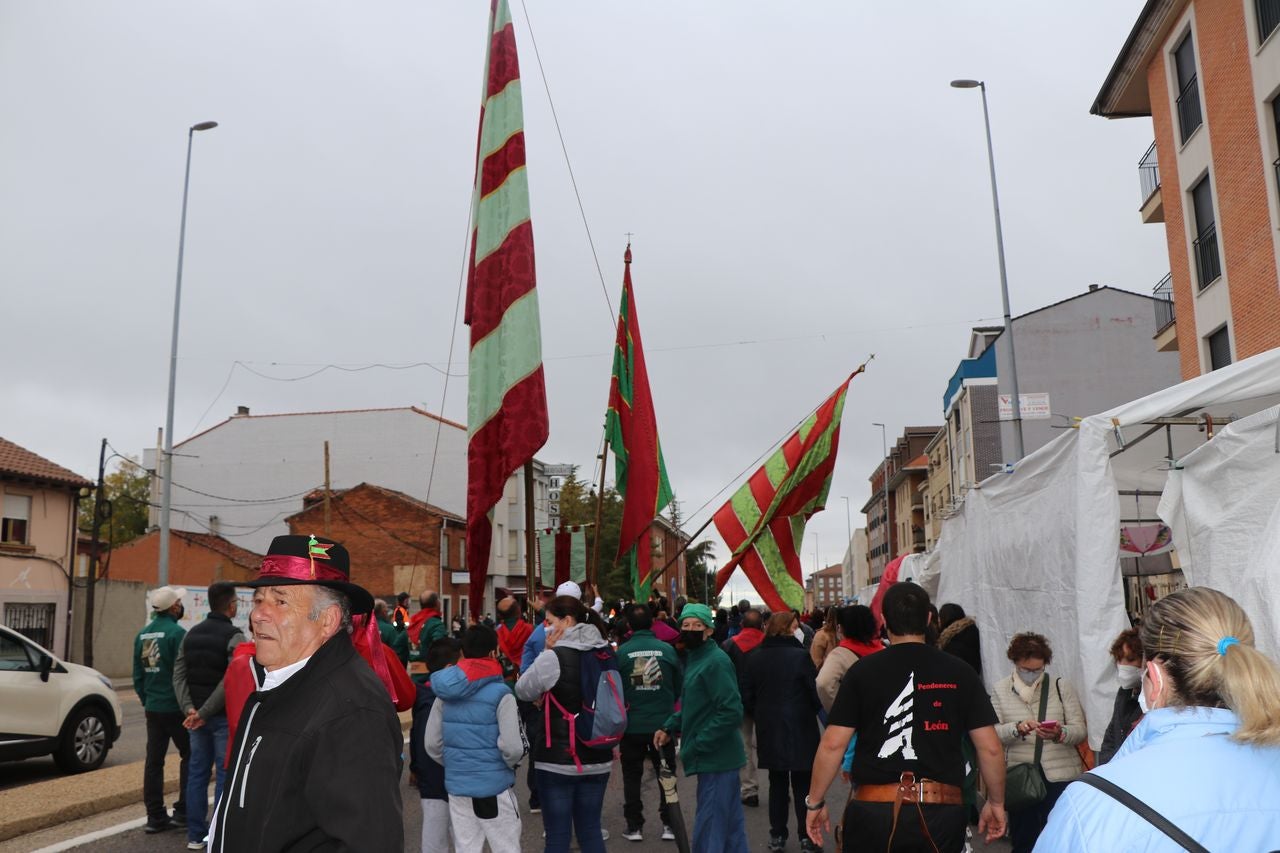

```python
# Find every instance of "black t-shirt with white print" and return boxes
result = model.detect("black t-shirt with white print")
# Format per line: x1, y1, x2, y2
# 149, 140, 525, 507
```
827, 642, 997, 787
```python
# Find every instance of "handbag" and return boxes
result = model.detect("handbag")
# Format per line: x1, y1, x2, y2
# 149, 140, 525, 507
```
1004, 676, 1050, 812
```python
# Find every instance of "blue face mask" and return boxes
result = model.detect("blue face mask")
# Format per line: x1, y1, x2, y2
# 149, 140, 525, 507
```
1017, 667, 1043, 685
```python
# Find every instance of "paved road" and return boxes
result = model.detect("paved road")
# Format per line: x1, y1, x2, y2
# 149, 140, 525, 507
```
13, 757, 1011, 852
0, 689, 144, 792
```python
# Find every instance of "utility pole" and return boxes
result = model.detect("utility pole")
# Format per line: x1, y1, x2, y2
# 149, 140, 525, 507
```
323, 441, 331, 536
84, 439, 107, 668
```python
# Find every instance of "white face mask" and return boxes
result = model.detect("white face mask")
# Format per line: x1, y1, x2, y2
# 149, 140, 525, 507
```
1016, 667, 1043, 685
1117, 664, 1142, 690
793, 628, 804, 643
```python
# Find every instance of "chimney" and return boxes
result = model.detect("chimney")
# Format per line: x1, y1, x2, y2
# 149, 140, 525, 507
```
235, 406, 250, 416
1088, 284, 1099, 292
209, 515, 220, 537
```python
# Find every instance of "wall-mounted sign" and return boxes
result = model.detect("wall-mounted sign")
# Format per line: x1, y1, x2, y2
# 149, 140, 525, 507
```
998, 392, 1051, 420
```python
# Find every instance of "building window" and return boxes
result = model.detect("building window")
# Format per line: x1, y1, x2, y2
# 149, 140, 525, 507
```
1260, 0, 1280, 44
1207, 326, 1232, 371
1190, 176, 1221, 289
1, 494, 31, 545
1174, 33, 1202, 143
4, 602, 56, 651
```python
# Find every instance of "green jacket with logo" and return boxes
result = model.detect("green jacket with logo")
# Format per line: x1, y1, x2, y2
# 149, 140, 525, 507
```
617, 629, 683, 735
132, 611, 186, 713
661, 640, 746, 775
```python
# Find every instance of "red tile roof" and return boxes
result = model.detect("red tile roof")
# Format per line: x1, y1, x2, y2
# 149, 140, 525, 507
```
285, 482, 465, 524
0, 437, 93, 489
171, 530, 264, 570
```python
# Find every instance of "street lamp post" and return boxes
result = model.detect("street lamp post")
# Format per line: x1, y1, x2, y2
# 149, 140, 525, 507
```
950, 79, 1024, 462
158, 120, 218, 587
872, 423, 889, 580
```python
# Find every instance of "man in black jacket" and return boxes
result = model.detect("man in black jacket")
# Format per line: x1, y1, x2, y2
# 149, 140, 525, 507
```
173, 581, 244, 851
208, 535, 402, 852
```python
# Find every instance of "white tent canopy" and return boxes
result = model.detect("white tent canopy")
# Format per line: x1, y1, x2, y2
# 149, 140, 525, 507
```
937, 348, 1280, 748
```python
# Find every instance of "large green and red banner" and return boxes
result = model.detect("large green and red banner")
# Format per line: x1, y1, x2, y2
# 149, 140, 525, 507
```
465, 0, 548, 618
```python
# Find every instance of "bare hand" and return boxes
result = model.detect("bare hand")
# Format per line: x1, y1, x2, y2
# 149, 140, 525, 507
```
806, 803, 829, 846
1034, 724, 1059, 741
653, 729, 671, 748
1017, 719, 1039, 736
183, 710, 204, 730
409, 772, 418, 788
978, 801, 1007, 841
545, 624, 566, 650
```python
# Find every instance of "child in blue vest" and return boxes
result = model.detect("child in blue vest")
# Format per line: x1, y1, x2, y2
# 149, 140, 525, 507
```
411, 638, 460, 853
425, 624, 525, 853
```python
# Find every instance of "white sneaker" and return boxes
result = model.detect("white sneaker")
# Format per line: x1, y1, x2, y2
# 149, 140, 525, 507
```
602, 829, 610, 841
662, 825, 675, 841
622, 827, 643, 842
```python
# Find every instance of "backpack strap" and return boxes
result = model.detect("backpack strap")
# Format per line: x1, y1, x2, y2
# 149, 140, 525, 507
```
1075, 774, 1210, 853
1032, 676, 1050, 768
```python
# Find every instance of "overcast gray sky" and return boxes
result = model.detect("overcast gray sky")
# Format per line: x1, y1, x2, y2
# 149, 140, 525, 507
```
1, 2, 1165, 584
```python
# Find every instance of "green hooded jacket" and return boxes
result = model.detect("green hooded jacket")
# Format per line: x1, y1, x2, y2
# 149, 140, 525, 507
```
377, 612, 410, 665
617, 629, 683, 735
132, 611, 187, 713
661, 639, 746, 775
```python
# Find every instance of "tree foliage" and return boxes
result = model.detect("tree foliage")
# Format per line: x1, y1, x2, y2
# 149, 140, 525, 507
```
78, 458, 151, 549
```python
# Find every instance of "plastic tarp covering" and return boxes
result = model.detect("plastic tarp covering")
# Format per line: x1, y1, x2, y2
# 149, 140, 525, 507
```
937, 348, 1280, 749
1159, 405, 1280, 658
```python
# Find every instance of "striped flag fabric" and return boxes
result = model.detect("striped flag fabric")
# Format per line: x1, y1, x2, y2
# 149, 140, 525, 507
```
464, 0, 549, 619
537, 526, 588, 588
713, 369, 864, 611
606, 244, 674, 598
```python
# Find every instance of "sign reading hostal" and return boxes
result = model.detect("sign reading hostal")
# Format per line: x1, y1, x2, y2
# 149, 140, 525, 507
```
998, 392, 1051, 420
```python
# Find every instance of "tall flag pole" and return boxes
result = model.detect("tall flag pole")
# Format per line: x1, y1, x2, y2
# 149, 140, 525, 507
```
712, 363, 869, 611
606, 244, 674, 600
465, 0, 549, 620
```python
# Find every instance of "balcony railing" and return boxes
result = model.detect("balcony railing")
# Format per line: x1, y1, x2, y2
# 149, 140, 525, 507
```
1193, 223, 1222, 289
1153, 272, 1174, 332
1177, 75, 1203, 143
1139, 141, 1160, 202
1260, 0, 1280, 43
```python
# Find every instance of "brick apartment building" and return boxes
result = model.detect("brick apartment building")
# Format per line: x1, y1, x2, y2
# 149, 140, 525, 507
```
1094, 0, 1280, 377
807, 563, 845, 608
861, 426, 939, 583
285, 483, 470, 624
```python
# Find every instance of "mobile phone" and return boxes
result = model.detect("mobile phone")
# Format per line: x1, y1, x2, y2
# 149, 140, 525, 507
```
1039, 720, 1059, 728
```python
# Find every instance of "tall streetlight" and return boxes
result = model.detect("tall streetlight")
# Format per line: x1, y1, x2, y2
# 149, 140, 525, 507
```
950, 79, 1024, 461
159, 120, 219, 586
840, 496, 853, 550
872, 423, 889, 579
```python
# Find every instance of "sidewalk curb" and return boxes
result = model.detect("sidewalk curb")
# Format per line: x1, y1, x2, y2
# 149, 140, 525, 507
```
0, 712, 412, 843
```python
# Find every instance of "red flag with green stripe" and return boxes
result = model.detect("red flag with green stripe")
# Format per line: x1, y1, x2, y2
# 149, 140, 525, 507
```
713, 369, 864, 611
606, 245, 674, 598
465, 0, 549, 619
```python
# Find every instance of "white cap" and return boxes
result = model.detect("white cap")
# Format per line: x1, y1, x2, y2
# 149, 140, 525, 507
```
555, 581, 582, 599
149, 586, 183, 611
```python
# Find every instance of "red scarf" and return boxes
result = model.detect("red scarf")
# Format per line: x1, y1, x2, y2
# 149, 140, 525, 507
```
457, 657, 504, 682
408, 608, 441, 645
733, 627, 765, 654
497, 620, 533, 671
839, 638, 884, 659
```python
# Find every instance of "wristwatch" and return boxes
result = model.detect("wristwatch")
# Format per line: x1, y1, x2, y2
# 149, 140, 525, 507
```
804, 796, 825, 811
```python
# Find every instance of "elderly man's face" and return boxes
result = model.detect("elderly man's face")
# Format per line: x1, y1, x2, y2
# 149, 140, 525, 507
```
251, 585, 335, 671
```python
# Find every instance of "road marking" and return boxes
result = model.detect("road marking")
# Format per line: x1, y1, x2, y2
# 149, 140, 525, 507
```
28, 740, 413, 851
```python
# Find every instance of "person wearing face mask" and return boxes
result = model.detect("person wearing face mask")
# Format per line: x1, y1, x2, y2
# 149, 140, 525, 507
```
655, 603, 749, 853
743, 611, 822, 852
1036, 587, 1280, 852
134, 585, 191, 834
991, 632, 1086, 853
1098, 628, 1144, 766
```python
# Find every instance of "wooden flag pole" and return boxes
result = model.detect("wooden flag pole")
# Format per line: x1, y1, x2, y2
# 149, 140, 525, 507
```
524, 461, 537, 619
590, 429, 609, 589
648, 514, 714, 585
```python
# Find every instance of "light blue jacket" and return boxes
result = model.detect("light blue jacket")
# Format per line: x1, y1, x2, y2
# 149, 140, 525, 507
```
1035, 707, 1280, 852
521, 622, 546, 672
429, 660, 523, 798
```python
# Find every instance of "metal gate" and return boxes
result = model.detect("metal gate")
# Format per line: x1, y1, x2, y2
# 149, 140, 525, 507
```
4, 602, 57, 650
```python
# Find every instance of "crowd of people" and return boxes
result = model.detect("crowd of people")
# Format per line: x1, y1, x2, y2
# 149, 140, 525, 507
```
130, 534, 1280, 852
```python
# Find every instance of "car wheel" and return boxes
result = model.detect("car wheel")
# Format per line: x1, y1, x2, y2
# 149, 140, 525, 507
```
53, 705, 110, 773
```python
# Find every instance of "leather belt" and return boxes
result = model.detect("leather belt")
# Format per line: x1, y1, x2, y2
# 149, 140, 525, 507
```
853, 777, 963, 806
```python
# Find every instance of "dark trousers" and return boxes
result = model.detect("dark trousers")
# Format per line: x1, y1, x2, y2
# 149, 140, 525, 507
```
619, 732, 675, 830
767, 768, 811, 842
519, 700, 540, 808
143, 711, 190, 823
1008, 779, 1069, 853
839, 800, 967, 853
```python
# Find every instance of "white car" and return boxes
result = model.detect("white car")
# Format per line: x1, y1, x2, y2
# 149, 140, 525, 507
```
0, 624, 123, 773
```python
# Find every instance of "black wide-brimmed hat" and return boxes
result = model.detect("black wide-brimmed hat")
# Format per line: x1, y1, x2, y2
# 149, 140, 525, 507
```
246, 534, 374, 614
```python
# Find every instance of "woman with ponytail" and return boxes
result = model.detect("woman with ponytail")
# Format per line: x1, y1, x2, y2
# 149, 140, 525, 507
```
1035, 587, 1280, 851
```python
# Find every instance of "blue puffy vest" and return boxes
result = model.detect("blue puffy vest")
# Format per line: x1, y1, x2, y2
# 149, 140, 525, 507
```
433, 664, 515, 798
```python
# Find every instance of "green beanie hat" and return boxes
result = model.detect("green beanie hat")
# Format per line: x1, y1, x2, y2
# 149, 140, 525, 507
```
679, 603, 715, 630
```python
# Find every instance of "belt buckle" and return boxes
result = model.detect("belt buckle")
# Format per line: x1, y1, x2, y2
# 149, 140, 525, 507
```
898, 772, 922, 804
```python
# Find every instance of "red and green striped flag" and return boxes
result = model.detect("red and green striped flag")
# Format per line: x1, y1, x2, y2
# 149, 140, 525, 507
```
606, 245, 674, 599
465, 0, 549, 619
713, 368, 865, 611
